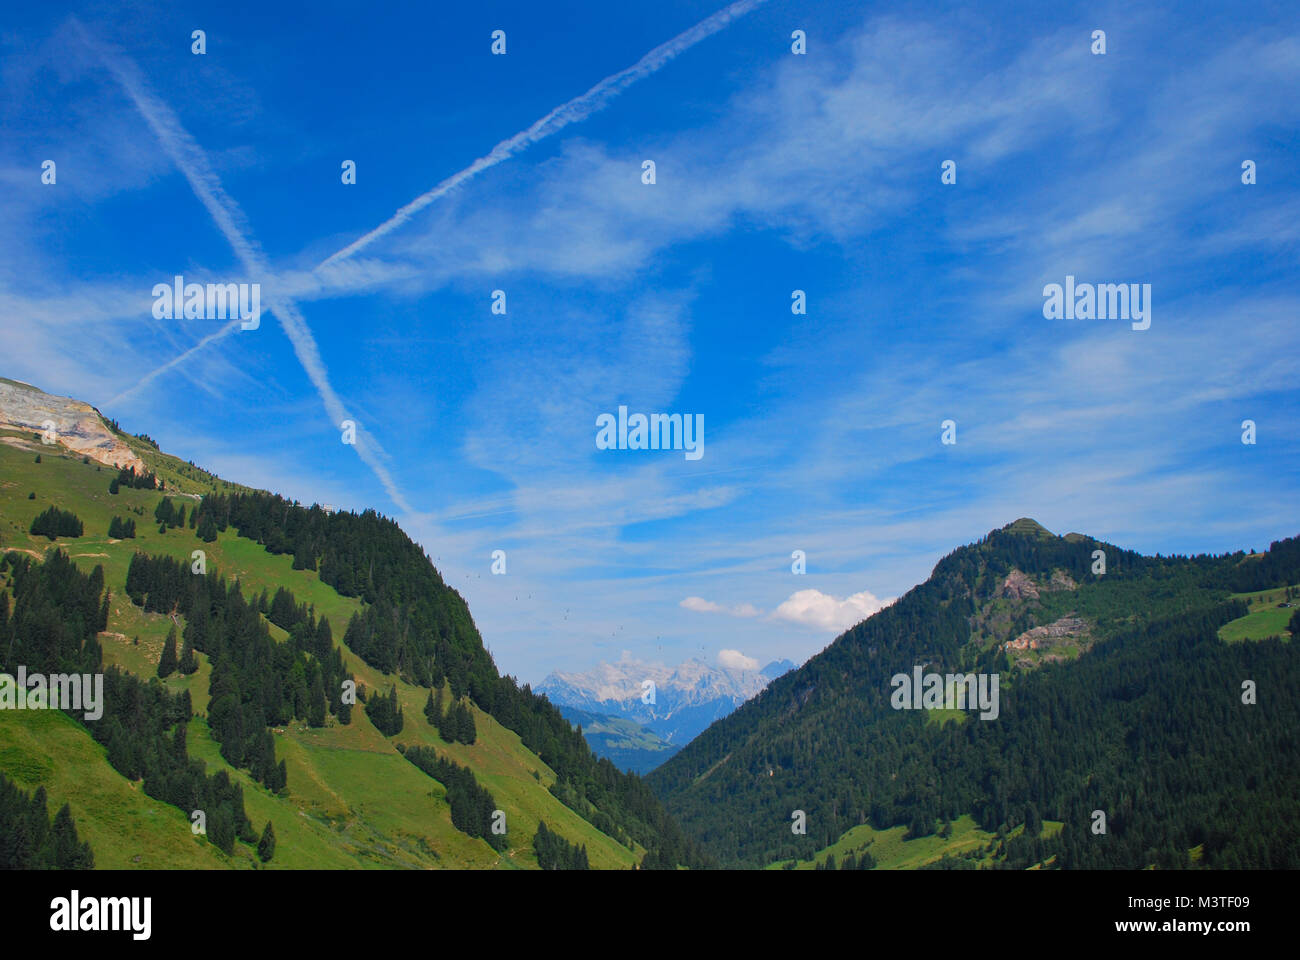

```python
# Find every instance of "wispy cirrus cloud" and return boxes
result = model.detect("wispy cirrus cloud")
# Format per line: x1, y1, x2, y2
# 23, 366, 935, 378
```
115, 0, 773, 407
5, 4, 1297, 683
319, 0, 774, 268
681, 597, 762, 618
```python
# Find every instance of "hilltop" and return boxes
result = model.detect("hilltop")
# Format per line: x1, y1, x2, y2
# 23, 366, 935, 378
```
649, 519, 1300, 869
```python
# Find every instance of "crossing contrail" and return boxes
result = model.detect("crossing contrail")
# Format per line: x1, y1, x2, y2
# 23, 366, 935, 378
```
318, 0, 771, 269
75, 20, 414, 514
113, 0, 769, 402
107, 319, 243, 407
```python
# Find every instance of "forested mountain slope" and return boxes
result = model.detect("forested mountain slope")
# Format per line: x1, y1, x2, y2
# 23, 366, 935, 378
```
0, 385, 700, 870
649, 519, 1300, 869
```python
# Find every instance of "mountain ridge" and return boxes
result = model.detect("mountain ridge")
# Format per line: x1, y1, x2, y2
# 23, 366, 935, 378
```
0, 378, 702, 869
648, 520, 1300, 868
538, 654, 795, 747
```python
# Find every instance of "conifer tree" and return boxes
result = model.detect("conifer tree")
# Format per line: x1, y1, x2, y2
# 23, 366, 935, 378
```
458, 701, 477, 745
308, 673, 327, 728
257, 821, 275, 862
179, 636, 199, 675
157, 627, 179, 678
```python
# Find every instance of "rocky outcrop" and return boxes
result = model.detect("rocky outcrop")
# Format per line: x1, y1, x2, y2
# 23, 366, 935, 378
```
1000, 567, 1078, 602
1004, 616, 1090, 652
1000, 569, 1040, 600
0, 378, 143, 472
1048, 570, 1078, 591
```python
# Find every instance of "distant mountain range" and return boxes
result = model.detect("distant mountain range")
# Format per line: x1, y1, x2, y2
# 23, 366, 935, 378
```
551, 705, 683, 776
537, 655, 796, 771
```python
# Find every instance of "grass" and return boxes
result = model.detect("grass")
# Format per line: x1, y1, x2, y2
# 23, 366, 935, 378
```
0, 709, 232, 869
767, 814, 1065, 871
1218, 585, 1296, 643
0, 441, 638, 869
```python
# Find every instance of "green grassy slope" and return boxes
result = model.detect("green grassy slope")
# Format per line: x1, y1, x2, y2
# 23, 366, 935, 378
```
1218, 585, 1296, 643
555, 704, 683, 775
765, 815, 1066, 871
0, 438, 636, 869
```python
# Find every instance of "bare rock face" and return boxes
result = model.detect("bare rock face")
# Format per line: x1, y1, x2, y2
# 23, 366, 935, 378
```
1048, 570, 1078, 591
0, 378, 144, 472
1000, 569, 1040, 601
1004, 615, 1090, 652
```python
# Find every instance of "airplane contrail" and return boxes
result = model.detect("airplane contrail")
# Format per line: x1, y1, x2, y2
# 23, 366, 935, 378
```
74, 20, 414, 514
318, 0, 772, 269
114, 0, 770, 402
107, 319, 243, 407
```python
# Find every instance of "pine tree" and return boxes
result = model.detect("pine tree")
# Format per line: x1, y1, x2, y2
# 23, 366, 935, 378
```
458, 701, 477, 744
308, 673, 327, 728
157, 627, 179, 678
1025, 803, 1042, 839
51, 803, 94, 869
208, 807, 236, 855
436, 698, 455, 742
257, 821, 276, 862
178, 636, 199, 675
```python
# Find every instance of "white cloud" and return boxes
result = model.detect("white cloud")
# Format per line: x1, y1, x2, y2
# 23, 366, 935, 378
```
771, 589, 894, 633
717, 649, 760, 671
680, 596, 762, 618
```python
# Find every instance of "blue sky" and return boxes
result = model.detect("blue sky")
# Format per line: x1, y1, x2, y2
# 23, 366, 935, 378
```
4, 1, 1298, 682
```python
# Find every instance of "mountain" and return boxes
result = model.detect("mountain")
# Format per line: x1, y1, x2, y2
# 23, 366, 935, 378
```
554, 705, 683, 775
761, 658, 796, 680
0, 377, 144, 473
538, 654, 795, 748
648, 519, 1300, 869
0, 379, 701, 870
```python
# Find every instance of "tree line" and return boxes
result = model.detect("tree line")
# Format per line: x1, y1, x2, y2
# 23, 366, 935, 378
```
108, 516, 137, 539
651, 529, 1300, 868
125, 551, 357, 794
109, 465, 159, 493
399, 744, 507, 851
190, 489, 706, 868
533, 820, 589, 869
0, 772, 94, 869
29, 506, 83, 540
1, 549, 254, 857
